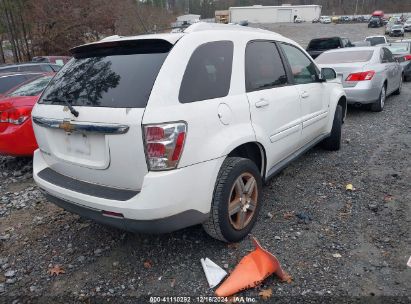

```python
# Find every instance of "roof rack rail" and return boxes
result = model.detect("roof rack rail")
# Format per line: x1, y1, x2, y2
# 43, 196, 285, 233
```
183, 22, 271, 34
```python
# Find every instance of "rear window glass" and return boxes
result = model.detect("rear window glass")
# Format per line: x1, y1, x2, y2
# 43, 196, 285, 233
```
308, 38, 341, 50
8, 75, 53, 97
385, 43, 410, 54
365, 37, 386, 46
0, 67, 18, 73
179, 41, 233, 103
39, 40, 171, 108
19, 65, 43, 72
316, 50, 374, 64
0, 75, 28, 94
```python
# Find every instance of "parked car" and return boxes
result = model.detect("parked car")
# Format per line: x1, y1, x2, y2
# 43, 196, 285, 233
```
389, 24, 405, 37
368, 16, 384, 28
306, 37, 354, 59
312, 18, 319, 23
385, 22, 394, 34
316, 46, 402, 111
352, 41, 371, 47
0, 63, 62, 73
382, 42, 411, 81
404, 18, 411, 32
319, 16, 332, 24
31, 56, 71, 66
0, 72, 43, 98
371, 10, 385, 19
0, 74, 54, 156
294, 16, 304, 23
31, 23, 346, 242
365, 35, 388, 46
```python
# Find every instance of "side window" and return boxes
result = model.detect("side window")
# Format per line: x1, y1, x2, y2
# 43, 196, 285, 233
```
245, 41, 287, 92
279, 43, 319, 85
179, 41, 233, 103
384, 48, 394, 62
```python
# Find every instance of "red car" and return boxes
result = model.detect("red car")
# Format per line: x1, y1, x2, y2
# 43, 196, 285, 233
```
0, 74, 54, 156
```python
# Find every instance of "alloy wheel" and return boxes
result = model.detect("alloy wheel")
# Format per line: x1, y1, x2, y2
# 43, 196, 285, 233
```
228, 173, 258, 230
380, 86, 386, 108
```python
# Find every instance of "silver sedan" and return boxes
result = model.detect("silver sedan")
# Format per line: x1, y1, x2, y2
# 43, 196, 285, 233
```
316, 46, 403, 111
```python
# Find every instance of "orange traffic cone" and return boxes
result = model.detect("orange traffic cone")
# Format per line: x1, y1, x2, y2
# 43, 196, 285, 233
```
215, 237, 291, 297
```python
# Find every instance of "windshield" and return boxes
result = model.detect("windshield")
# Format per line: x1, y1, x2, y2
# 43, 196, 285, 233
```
316, 50, 374, 64
308, 38, 340, 50
39, 40, 170, 108
385, 43, 410, 54
8, 75, 53, 97
366, 37, 386, 46
392, 25, 403, 29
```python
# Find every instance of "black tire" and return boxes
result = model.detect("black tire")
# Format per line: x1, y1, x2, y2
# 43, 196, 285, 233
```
322, 105, 342, 151
203, 157, 262, 242
393, 76, 402, 95
371, 85, 386, 112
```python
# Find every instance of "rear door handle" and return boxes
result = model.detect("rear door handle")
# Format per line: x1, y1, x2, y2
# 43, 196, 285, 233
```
255, 99, 269, 108
301, 91, 309, 99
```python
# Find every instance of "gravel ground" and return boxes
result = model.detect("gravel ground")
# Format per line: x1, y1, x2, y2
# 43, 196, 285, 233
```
1, 23, 410, 304
252, 22, 411, 48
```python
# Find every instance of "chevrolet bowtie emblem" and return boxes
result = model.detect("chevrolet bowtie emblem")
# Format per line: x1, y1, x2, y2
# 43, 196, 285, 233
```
59, 120, 75, 133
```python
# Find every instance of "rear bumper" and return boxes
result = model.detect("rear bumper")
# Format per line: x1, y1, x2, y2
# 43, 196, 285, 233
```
42, 191, 208, 234
344, 82, 381, 104
33, 150, 224, 233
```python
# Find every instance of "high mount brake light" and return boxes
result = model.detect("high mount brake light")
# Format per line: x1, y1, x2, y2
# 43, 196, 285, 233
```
143, 122, 187, 171
346, 70, 375, 81
0, 107, 31, 125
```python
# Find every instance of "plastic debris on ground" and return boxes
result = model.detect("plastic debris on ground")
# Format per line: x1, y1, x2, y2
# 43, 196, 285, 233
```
345, 184, 354, 191
200, 258, 227, 288
215, 237, 291, 297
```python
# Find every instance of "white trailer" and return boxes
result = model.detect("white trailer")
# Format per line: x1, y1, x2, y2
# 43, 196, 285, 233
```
229, 5, 322, 23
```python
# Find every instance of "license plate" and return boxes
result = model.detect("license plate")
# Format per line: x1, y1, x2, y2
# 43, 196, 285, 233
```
65, 133, 91, 156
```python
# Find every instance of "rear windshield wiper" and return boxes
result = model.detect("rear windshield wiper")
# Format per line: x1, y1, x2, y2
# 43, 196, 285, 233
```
42, 98, 79, 117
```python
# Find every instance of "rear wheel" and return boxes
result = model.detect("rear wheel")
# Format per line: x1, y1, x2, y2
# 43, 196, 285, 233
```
393, 76, 402, 95
322, 105, 342, 151
203, 157, 262, 242
371, 85, 386, 112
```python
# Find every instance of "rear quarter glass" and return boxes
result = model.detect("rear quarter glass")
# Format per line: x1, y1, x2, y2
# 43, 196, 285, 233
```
39, 40, 172, 108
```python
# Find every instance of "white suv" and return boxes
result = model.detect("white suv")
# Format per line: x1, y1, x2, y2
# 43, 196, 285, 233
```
32, 23, 346, 242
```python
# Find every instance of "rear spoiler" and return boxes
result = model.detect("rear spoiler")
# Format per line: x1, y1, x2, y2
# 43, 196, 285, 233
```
70, 39, 174, 58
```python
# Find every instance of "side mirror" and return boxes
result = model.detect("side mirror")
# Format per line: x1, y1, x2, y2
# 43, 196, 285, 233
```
321, 67, 337, 80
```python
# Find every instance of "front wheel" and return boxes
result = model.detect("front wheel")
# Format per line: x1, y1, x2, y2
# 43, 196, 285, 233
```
322, 105, 342, 151
203, 157, 262, 242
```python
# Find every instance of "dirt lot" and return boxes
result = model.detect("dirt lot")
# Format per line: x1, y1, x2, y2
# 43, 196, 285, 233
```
1, 23, 411, 304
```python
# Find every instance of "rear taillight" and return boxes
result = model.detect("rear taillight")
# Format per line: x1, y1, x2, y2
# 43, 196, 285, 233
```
143, 122, 187, 171
346, 70, 375, 81
0, 107, 31, 125
404, 55, 411, 61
